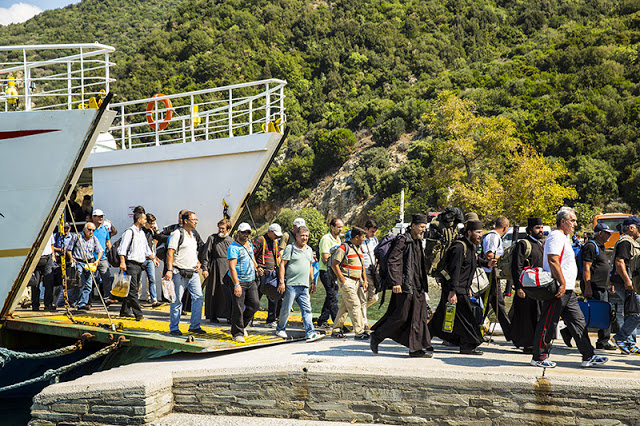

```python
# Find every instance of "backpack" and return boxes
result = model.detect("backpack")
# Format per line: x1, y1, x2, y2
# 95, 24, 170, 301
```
372, 234, 401, 293
497, 239, 532, 281
424, 217, 459, 278
576, 240, 599, 275
106, 229, 133, 267
611, 234, 640, 292
327, 242, 361, 283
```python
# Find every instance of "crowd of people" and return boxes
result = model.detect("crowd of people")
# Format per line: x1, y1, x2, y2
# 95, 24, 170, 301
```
28, 194, 640, 368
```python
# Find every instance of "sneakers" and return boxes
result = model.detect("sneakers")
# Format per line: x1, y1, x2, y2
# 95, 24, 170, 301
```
530, 358, 557, 368
233, 335, 245, 343
354, 333, 370, 341
613, 337, 631, 354
188, 328, 207, 334
596, 341, 617, 351
266, 321, 278, 328
332, 331, 347, 339
317, 321, 331, 330
409, 350, 433, 358
581, 355, 608, 368
306, 332, 326, 343
275, 329, 288, 339
628, 345, 640, 355
169, 330, 183, 336
243, 329, 248, 337
151, 301, 163, 308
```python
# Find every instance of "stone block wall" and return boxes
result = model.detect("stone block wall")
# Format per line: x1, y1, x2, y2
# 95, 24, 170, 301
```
29, 383, 173, 425
172, 371, 640, 425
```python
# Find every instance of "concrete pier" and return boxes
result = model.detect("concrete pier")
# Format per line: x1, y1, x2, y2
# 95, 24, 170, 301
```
29, 330, 640, 425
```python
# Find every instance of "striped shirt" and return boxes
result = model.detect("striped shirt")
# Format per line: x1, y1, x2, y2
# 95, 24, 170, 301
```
253, 234, 278, 271
333, 243, 365, 280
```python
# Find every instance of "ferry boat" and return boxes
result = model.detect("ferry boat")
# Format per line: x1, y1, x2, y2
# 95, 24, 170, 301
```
0, 44, 289, 355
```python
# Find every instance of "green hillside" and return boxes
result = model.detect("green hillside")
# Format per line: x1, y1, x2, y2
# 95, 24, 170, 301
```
3, 0, 640, 227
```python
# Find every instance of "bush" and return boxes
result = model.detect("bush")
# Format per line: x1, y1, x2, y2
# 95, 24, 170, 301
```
352, 147, 390, 198
312, 128, 357, 174
372, 117, 406, 146
270, 154, 314, 199
274, 207, 328, 249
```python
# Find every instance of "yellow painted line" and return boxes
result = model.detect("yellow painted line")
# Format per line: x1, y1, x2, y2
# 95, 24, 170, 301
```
0, 248, 30, 258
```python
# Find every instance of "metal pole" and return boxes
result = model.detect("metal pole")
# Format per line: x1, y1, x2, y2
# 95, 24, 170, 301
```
249, 99, 253, 135
228, 88, 233, 137
265, 83, 271, 129
67, 61, 72, 109
400, 189, 405, 233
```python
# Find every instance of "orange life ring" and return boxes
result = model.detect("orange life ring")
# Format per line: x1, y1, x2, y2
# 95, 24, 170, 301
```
146, 94, 173, 130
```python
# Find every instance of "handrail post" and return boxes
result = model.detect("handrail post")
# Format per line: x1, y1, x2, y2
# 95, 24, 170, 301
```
67, 61, 72, 110
105, 52, 110, 96
22, 48, 30, 111
190, 94, 195, 143
265, 83, 270, 131
228, 88, 233, 137
279, 84, 284, 129
120, 105, 125, 149
249, 99, 253, 135
79, 47, 85, 108
155, 99, 160, 146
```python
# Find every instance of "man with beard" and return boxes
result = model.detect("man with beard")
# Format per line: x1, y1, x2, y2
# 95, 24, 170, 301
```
430, 220, 489, 355
370, 214, 432, 358
201, 218, 233, 323
508, 217, 545, 353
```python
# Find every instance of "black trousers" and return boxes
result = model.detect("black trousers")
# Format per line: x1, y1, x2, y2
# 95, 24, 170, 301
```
30, 255, 55, 309
533, 291, 594, 361
121, 261, 143, 318
317, 269, 338, 324
485, 271, 512, 341
230, 280, 260, 337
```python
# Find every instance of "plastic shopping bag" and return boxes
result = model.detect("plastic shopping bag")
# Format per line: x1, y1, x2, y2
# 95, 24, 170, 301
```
111, 271, 131, 298
162, 278, 176, 303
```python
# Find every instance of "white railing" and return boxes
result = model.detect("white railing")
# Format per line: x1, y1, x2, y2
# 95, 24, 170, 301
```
0, 43, 115, 112
109, 79, 287, 149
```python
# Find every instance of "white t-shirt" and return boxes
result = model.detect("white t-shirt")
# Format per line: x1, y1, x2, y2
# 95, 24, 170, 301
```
168, 228, 199, 270
482, 230, 503, 273
543, 229, 577, 291
361, 236, 378, 269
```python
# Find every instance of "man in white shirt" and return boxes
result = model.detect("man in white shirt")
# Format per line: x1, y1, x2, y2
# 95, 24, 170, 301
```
482, 216, 512, 341
360, 219, 379, 329
164, 211, 206, 335
118, 211, 158, 320
531, 207, 608, 368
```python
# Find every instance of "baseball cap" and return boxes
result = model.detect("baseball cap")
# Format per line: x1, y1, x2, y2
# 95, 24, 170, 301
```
622, 216, 640, 227
594, 223, 614, 233
293, 218, 306, 227
92, 209, 104, 216
237, 222, 252, 232
268, 223, 283, 237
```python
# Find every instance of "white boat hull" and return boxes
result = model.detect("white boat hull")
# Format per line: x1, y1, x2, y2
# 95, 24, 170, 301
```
0, 109, 115, 317
85, 132, 284, 240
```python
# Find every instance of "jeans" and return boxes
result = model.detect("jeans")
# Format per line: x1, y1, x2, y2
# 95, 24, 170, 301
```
143, 258, 157, 302
230, 280, 260, 337
611, 284, 638, 344
76, 262, 94, 308
277, 285, 315, 338
613, 288, 640, 344
97, 259, 113, 299
170, 270, 203, 332
317, 269, 338, 324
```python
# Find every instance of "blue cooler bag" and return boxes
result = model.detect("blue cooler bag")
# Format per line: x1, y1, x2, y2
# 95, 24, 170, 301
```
578, 298, 611, 330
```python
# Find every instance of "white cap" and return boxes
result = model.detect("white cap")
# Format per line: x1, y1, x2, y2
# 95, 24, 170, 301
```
293, 218, 306, 227
237, 222, 252, 232
92, 209, 104, 216
268, 223, 283, 237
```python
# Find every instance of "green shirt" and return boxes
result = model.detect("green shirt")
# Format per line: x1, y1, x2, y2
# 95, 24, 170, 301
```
318, 233, 341, 271
282, 243, 314, 287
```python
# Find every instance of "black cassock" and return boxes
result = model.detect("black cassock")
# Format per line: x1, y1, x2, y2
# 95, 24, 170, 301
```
371, 234, 432, 352
430, 238, 483, 351
201, 234, 233, 322
508, 235, 544, 350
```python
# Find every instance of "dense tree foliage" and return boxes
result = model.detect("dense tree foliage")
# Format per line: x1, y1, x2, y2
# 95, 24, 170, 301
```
3, 0, 640, 219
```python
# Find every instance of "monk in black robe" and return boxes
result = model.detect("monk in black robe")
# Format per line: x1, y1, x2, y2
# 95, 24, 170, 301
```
201, 219, 233, 322
430, 220, 487, 355
508, 217, 544, 353
370, 214, 432, 358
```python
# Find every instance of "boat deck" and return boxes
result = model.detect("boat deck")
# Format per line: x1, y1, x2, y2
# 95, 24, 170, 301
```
3, 305, 303, 353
